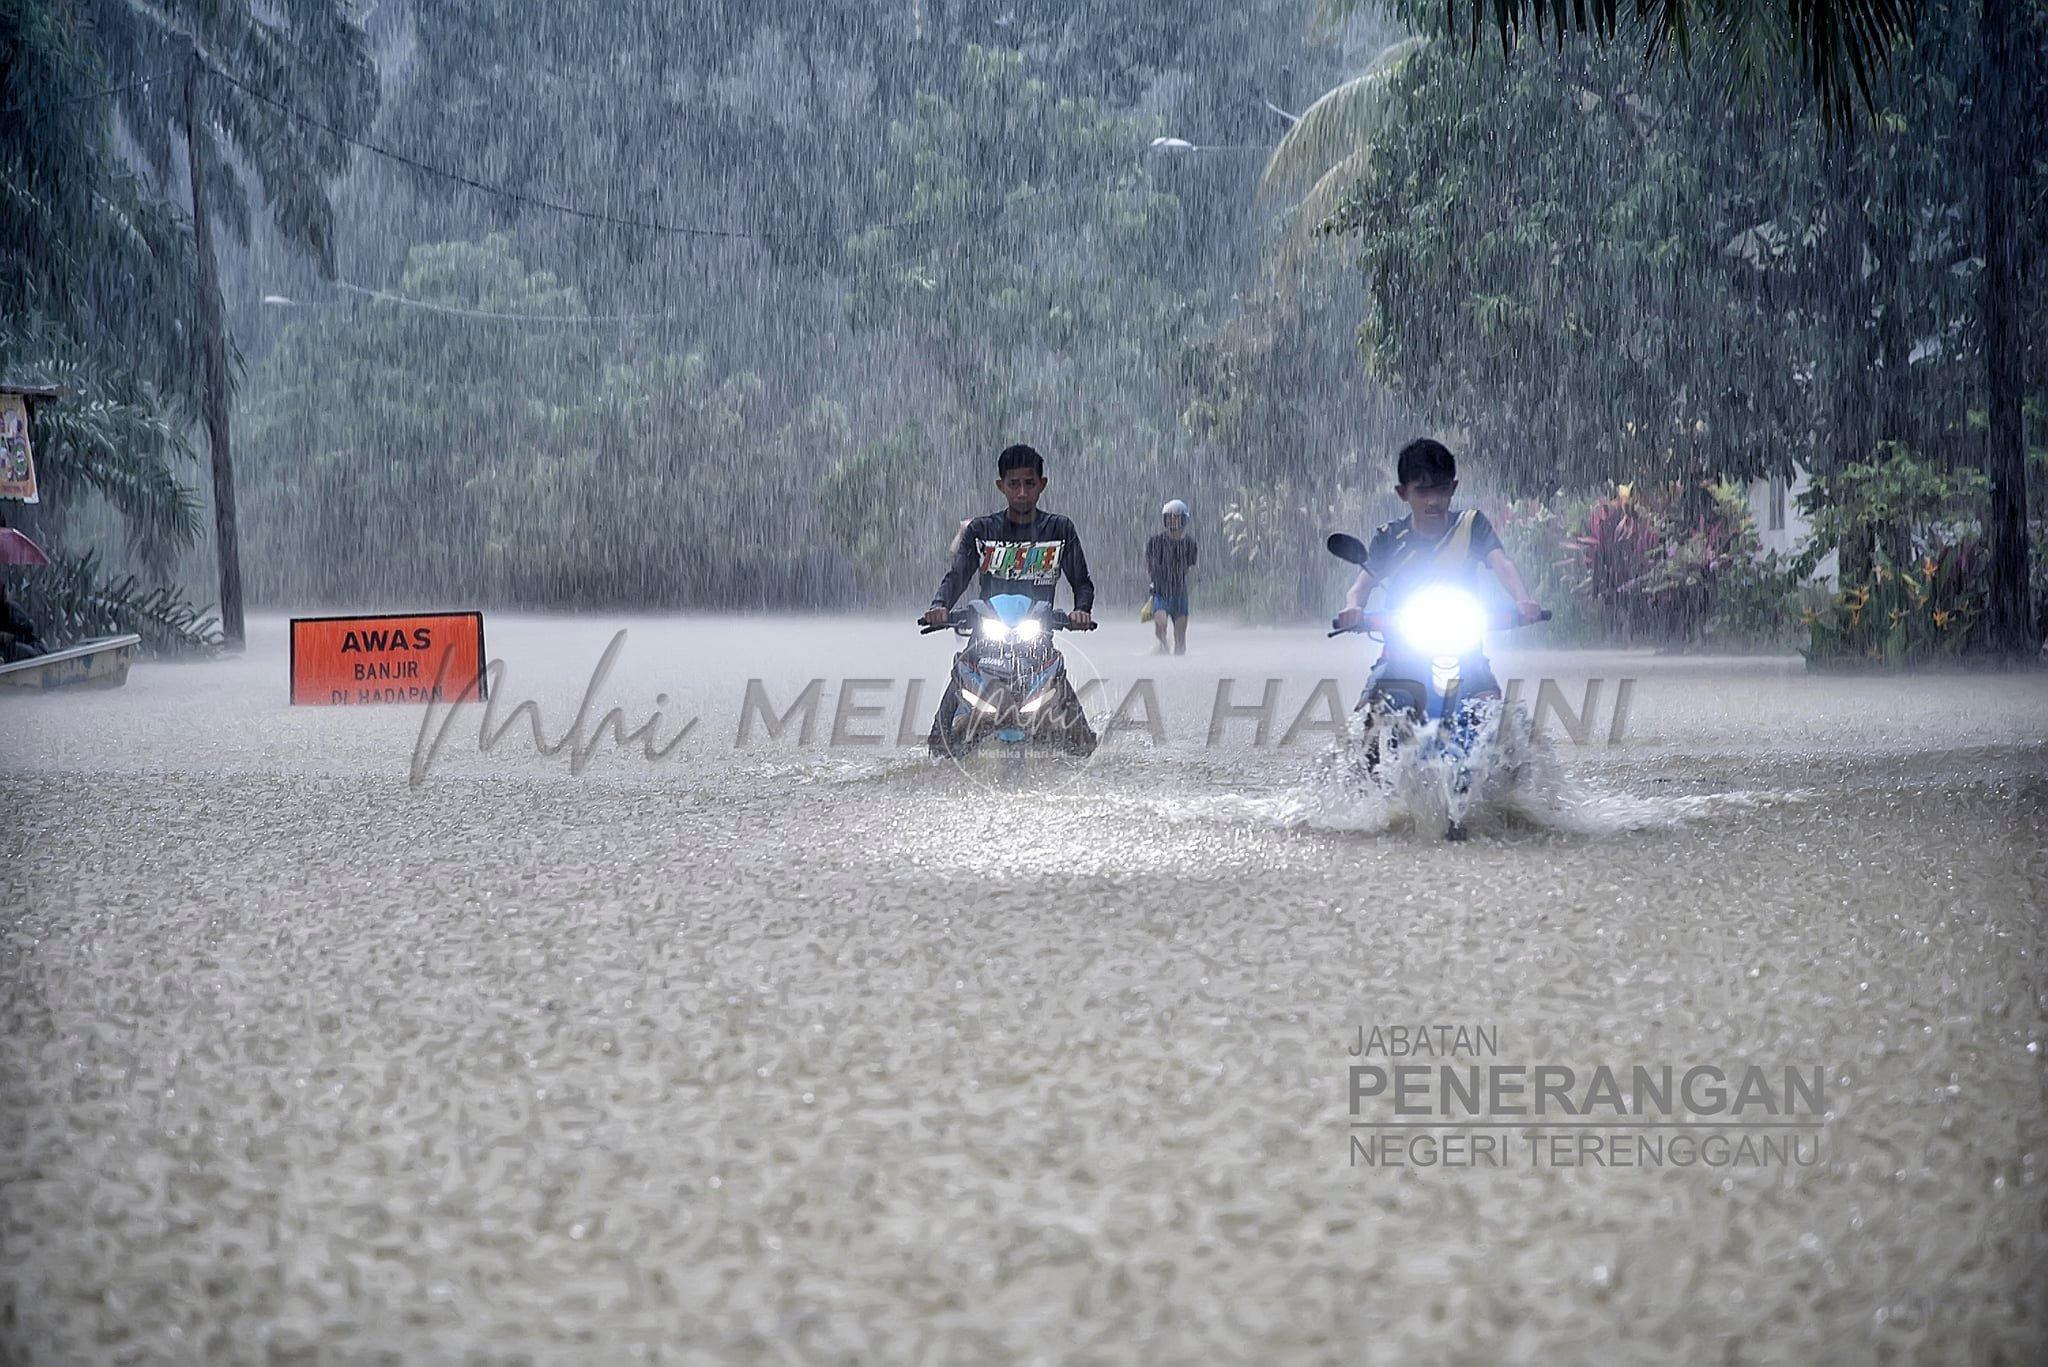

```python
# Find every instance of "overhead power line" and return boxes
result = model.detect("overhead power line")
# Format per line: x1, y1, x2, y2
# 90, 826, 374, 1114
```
22, 55, 1218, 314
206, 66, 762, 240
336, 278, 671, 320
8, 67, 183, 125
267, 173, 1129, 323
201, 62, 1137, 246
269, 280, 674, 323
17, 57, 1227, 254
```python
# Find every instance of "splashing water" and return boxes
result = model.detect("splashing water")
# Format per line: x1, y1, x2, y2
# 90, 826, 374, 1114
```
1153, 697, 1813, 840
1362, 696, 1524, 835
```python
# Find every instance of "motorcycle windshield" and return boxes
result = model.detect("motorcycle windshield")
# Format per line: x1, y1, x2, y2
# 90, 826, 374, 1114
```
987, 593, 1036, 628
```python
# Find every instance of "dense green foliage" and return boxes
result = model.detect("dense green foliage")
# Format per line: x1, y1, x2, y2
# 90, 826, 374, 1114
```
243, 236, 835, 606
3, 1, 213, 648
2, 0, 374, 650
1437, 0, 1921, 126
1328, 9, 2045, 489
234, 5, 1374, 612
1311, 2, 2045, 652
8, 0, 2042, 659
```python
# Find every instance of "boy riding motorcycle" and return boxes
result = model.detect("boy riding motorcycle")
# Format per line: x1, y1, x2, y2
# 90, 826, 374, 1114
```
920, 443, 1097, 755
1333, 438, 1544, 714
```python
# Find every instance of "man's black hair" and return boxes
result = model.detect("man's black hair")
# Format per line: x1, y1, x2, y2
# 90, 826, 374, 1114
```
1396, 438, 1456, 487
998, 443, 1044, 477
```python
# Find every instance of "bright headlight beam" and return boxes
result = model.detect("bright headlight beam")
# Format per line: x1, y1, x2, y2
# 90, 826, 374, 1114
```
1395, 585, 1487, 658
1014, 619, 1043, 642
981, 619, 1011, 642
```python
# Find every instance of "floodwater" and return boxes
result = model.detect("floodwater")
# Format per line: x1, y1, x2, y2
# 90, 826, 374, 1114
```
4, 614, 2044, 1364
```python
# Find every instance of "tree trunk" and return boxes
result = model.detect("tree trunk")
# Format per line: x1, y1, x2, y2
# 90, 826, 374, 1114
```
1814, 134, 1878, 587
1981, 0, 2034, 658
1872, 201, 1916, 570
185, 52, 245, 648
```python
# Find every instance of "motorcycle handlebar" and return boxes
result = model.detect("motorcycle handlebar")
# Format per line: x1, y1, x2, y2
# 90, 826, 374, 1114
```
1327, 607, 1552, 636
922, 608, 1552, 638
1329, 613, 1387, 637
915, 612, 1097, 633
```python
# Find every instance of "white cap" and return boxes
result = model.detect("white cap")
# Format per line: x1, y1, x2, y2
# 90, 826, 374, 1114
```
1162, 499, 1189, 519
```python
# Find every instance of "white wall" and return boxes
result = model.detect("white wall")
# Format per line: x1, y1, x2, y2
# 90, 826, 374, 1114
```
1747, 464, 1838, 586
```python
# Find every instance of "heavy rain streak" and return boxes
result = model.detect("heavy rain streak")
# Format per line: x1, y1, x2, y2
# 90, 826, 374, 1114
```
2, 0, 2045, 1362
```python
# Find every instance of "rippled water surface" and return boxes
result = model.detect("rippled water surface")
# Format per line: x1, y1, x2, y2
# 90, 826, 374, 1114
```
4, 615, 2045, 1364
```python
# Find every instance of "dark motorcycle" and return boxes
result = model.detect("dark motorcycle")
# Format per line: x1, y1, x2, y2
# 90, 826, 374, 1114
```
921, 593, 1097, 762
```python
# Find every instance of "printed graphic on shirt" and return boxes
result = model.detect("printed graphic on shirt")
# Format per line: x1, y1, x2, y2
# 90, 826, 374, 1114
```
978, 539, 1064, 583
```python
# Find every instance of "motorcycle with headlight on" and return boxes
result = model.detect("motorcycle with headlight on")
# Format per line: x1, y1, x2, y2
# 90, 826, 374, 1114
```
920, 592, 1097, 763
1325, 532, 1550, 841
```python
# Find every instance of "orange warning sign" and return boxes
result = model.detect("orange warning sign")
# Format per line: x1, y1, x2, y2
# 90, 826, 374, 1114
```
290, 612, 487, 706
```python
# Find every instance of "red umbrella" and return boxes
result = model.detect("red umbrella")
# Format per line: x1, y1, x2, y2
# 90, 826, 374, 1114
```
0, 528, 51, 566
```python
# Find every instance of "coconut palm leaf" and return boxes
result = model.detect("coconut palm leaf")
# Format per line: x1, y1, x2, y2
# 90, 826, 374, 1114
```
1267, 147, 1377, 270
1448, 0, 1921, 124
29, 399, 204, 564
1299, 147, 1376, 229
83, 0, 377, 271
1258, 36, 1428, 200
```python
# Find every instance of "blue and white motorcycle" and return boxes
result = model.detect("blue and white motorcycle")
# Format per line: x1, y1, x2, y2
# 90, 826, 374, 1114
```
1325, 532, 1549, 841
920, 593, 1097, 762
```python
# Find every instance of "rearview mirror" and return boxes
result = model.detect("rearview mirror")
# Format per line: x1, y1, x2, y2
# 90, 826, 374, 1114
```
1325, 532, 1370, 567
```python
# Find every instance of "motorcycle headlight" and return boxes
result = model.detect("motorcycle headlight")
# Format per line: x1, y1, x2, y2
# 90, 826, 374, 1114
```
958, 686, 998, 713
1013, 619, 1043, 643
1396, 585, 1487, 658
980, 618, 1011, 642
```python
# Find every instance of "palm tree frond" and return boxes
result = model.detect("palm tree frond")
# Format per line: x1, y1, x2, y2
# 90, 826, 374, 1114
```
8, 551, 223, 656
1450, 0, 1918, 124
1258, 36, 1427, 199
1272, 147, 1377, 274
31, 400, 204, 562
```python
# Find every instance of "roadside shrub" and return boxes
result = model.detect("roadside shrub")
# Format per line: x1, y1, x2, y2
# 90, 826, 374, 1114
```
1801, 540, 1990, 669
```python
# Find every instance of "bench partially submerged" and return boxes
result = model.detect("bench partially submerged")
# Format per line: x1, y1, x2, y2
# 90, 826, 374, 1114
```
0, 634, 142, 691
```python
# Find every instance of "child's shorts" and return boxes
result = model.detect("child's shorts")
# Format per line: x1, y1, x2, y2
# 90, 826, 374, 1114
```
1150, 592, 1190, 618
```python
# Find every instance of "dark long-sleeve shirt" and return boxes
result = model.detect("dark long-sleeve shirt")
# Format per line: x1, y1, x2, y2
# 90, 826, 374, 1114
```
1145, 532, 1198, 596
930, 510, 1095, 613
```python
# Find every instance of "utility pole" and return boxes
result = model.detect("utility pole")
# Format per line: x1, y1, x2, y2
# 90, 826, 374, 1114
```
184, 43, 245, 648
1981, 0, 2033, 659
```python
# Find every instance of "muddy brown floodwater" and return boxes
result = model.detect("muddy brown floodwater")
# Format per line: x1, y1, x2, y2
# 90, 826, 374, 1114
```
4, 614, 2045, 1364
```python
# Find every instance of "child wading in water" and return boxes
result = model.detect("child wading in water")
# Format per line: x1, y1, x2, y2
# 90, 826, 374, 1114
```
1144, 499, 1197, 655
